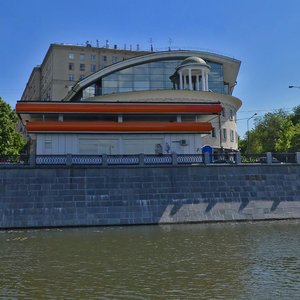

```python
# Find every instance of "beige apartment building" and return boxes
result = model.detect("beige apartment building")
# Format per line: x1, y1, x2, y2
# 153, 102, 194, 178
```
21, 43, 149, 101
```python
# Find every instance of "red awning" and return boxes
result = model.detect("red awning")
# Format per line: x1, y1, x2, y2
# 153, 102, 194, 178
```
26, 121, 213, 133
16, 102, 223, 114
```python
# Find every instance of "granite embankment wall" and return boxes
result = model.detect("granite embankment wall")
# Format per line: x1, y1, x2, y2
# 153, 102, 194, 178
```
0, 164, 300, 228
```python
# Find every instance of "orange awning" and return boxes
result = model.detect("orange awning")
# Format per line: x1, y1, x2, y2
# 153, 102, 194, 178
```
16, 102, 222, 114
26, 121, 213, 133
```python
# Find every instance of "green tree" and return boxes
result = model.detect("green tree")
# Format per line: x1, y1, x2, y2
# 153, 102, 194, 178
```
291, 105, 300, 125
0, 97, 26, 156
289, 105, 300, 151
289, 123, 300, 152
238, 136, 247, 153
241, 110, 295, 154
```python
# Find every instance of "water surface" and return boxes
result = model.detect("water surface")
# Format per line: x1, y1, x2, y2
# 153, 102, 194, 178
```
1, 221, 299, 299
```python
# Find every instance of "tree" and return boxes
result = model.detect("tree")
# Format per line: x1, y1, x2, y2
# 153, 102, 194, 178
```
289, 123, 300, 152
0, 97, 26, 156
291, 105, 300, 125
253, 110, 294, 152
240, 109, 296, 154
238, 136, 247, 153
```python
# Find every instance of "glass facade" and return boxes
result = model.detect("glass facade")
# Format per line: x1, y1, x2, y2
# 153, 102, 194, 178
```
208, 62, 225, 94
83, 58, 227, 98
102, 60, 181, 95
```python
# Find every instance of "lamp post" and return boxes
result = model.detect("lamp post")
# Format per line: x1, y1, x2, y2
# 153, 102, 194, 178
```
247, 113, 257, 153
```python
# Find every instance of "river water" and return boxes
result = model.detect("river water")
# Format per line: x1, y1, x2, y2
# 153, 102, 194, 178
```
0, 220, 299, 299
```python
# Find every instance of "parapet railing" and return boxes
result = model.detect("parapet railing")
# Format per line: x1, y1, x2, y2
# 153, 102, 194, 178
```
34, 153, 204, 166
1, 152, 299, 167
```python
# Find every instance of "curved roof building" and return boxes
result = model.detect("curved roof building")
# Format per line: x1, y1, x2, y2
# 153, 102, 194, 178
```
17, 49, 242, 156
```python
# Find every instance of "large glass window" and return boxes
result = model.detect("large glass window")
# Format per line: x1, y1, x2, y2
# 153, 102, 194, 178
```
83, 58, 226, 97
208, 62, 225, 94
101, 60, 181, 95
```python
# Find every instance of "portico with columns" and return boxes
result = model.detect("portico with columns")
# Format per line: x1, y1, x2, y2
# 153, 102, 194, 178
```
175, 57, 210, 91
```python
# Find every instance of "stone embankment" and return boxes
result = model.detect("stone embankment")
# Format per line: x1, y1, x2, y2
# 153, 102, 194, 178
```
1, 164, 300, 228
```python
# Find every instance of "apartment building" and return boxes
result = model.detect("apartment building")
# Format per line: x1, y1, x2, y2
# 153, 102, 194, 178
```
21, 43, 149, 101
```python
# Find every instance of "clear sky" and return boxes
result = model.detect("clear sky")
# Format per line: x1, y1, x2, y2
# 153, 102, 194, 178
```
1, 0, 300, 137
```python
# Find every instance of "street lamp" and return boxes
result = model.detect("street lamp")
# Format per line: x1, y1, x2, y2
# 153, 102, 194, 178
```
247, 113, 257, 153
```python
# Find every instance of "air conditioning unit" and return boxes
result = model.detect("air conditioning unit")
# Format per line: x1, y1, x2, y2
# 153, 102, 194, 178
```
179, 139, 188, 146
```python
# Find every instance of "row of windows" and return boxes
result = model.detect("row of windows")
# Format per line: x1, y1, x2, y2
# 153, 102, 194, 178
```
68, 52, 119, 63
68, 74, 81, 81
211, 128, 237, 142
69, 53, 96, 61
68, 74, 87, 81
68, 63, 97, 72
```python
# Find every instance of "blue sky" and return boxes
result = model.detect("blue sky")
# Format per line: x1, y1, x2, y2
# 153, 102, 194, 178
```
1, 0, 300, 137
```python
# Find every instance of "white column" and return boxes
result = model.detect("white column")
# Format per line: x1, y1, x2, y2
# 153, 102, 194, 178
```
188, 69, 192, 90
201, 69, 205, 91
196, 74, 200, 91
179, 71, 183, 90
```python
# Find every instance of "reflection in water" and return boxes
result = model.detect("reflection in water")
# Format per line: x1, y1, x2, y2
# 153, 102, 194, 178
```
0, 221, 299, 299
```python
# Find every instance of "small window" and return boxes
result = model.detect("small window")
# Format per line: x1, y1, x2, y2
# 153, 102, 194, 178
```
230, 109, 234, 121
222, 108, 226, 117
68, 74, 75, 81
211, 127, 216, 138
80, 64, 85, 72
112, 56, 118, 63
230, 130, 234, 142
222, 128, 227, 141
80, 53, 85, 61
103, 55, 107, 62
91, 54, 96, 61
79, 74, 85, 80
91, 64, 96, 72
68, 63, 74, 70
68, 53, 74, 60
